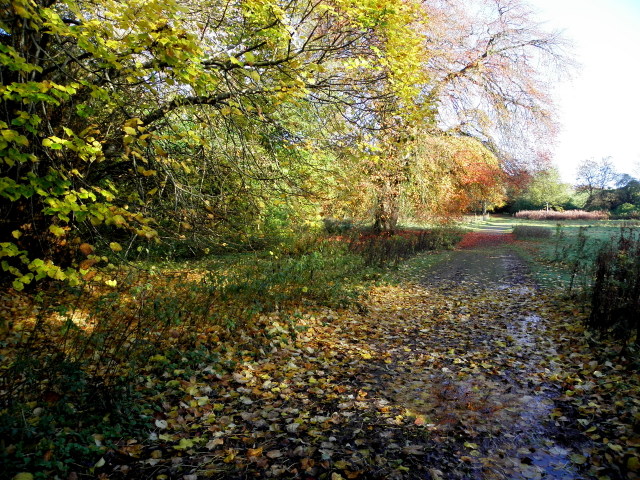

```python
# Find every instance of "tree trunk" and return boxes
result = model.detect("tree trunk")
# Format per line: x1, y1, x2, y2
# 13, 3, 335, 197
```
373, 186, 400, 234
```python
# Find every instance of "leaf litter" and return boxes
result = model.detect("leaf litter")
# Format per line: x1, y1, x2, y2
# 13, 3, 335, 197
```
11, 240, 639, 480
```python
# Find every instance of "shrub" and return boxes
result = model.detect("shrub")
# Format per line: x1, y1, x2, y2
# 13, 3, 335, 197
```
347, 228, 463, 266
512, 225, 552, 239
515, 210, 609, 221
323, 217, 355, 234
612, 203, 640, 220
587, 228, 640, 346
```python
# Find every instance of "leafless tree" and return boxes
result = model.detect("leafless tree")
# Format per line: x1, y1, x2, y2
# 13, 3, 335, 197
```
576, 157, 619, 208
421, 0, 576, 173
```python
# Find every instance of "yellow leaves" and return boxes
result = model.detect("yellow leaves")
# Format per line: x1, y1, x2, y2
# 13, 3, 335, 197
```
110, 214, 126, 227
247, 70, 261, 83
246, 447, 263, 458
173, 438, 195, 450
12, 473, 34, 480
233, 371, 253, 384
109, 242, 122, 252
2, 129, 29, 146
220, 106, 243, 117
122, 119, 144, 139
12, 2, 35, 20
136, 166, 156, 176
49, 224, 66, 237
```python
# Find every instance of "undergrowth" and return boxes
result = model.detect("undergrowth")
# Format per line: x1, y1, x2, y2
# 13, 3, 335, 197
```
515, 221, 640, 345
347, 228, 463, 267
512, 225, 552, 239
0, 239, 375, 478
588, 228, 640, 346
0, 228, 461, 478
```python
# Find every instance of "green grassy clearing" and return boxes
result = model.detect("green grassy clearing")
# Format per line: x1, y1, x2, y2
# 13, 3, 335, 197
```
465, 216, 639, 291
460, 215, 515, 232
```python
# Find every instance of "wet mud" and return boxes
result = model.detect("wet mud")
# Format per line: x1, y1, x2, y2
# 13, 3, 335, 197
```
379, 246, 590, 479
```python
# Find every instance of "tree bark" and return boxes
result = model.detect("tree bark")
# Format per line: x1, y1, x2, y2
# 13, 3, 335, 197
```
373, 185, 400, 233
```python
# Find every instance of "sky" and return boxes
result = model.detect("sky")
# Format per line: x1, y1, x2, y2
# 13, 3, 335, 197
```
528, 0, 640, 184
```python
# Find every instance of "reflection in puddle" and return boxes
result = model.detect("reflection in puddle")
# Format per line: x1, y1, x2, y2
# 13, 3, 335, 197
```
383, 300, 585, 479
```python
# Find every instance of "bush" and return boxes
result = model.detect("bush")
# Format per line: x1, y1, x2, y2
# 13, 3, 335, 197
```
323, 217, 355, 234
347, 228, 463, 266
587, 228, 640, 346
512, 225, 552, 239
515, 210, 609, 221
612, 203, 640, 220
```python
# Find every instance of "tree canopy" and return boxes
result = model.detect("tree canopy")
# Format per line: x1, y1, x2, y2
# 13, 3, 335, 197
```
1, 0, 570, 288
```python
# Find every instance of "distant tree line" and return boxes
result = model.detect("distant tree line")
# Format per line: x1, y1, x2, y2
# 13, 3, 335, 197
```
503, 158, 640, 217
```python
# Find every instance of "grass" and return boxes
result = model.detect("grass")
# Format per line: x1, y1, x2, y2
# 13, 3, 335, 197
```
403, 215, 624, 293
1, 224, 466, 479
469, 215, 639, 291
402, 214, 629, 292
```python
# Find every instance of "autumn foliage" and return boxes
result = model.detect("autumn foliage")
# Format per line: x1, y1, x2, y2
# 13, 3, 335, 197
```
457, 232, 515, 249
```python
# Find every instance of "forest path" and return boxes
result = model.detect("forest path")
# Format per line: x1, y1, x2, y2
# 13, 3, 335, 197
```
374, 242, 588, 479
106, 240, 611, 480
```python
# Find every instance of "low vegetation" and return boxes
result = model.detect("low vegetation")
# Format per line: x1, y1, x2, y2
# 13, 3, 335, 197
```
515, 210, 609, 221
502, 216, 640, 347
347, 228, 463, 266
588, 228, 640, 347
512, 225, 552, 239
0, 225, 463, 479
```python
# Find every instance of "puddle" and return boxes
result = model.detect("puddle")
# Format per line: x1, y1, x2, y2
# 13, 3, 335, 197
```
497, 284, 536, 295
508, 314, 542, 347
385, 340, 584, 479
383, 249, 589, 479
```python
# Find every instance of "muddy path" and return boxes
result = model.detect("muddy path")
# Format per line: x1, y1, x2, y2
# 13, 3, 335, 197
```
374, 244, 589, 479
101, 239, 628, 480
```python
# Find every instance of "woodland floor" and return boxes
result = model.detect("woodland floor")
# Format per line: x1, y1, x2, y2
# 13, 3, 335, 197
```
95, 231, 639, 480
5, 230, 637, 479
